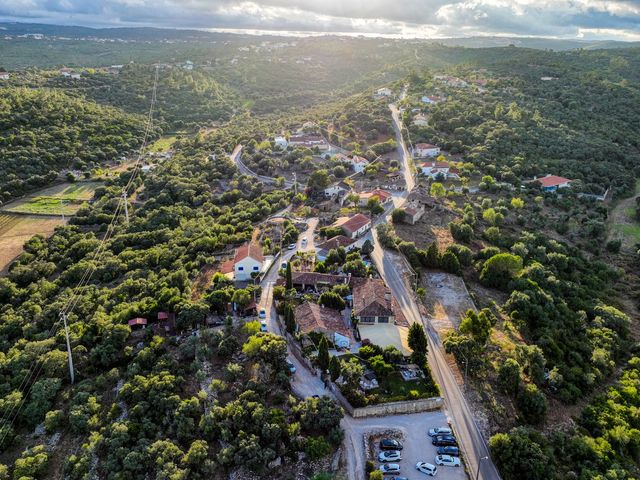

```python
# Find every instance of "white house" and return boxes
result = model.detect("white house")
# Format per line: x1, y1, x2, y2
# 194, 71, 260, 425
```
420, 161, 460, 180
375, 87, 392, 97
336, 213, 372, 239
0, 72, 9, 80
413, 143, 441, 158
349, 155, 369, 173
358, 189, 393, 206
233, 242, 264, 281
324, 183, 348, 198
274, 136, 288, 149
70, 73, 81, 80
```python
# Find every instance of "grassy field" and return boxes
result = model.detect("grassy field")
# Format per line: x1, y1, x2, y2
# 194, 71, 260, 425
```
0, 213, 66, 273
148, 135, 177, 152
2, 181, 102, 216
609, 179, 640, 250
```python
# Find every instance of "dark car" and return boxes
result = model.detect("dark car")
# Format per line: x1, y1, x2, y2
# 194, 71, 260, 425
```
432, 434, 458, 447
380, 438, 404, 451
437, 446, 460, 456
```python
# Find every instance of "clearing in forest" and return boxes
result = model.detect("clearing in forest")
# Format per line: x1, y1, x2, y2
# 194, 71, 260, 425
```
609, 179, 640, 251
2, 181, 101, 216
0, 213, 66, 273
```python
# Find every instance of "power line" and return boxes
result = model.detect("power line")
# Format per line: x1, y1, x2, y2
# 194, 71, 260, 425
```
0, 66, 161, 448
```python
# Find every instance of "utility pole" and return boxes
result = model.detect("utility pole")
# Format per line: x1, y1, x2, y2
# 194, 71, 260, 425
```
293, 172, 297, 195
122, 189, 129, 225
60, 312, 75, 384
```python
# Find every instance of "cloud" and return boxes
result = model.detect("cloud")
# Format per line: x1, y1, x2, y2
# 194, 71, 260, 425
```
0, 0, 638, 40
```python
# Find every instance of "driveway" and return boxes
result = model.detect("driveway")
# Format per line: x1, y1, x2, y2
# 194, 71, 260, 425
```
344, 410, 468, 480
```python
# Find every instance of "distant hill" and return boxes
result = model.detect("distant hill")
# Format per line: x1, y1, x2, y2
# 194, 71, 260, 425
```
1, 22, 638, 51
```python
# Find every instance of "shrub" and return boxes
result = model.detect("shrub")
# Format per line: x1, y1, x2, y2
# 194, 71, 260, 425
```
305, 436, 332, 460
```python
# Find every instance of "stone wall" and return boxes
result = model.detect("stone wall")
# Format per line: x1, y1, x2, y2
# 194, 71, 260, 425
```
331, 384, 443, 418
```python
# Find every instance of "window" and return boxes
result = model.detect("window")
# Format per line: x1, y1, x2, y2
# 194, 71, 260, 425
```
238, 266, 244, 271
253, 266, 259, 271
360, 316, 375, 323
377, 316, 389, 323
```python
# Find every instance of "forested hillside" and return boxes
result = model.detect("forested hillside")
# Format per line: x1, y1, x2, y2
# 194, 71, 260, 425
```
0, 136, 343, 477
47, 65, 239, 130
0, 88, 152, 203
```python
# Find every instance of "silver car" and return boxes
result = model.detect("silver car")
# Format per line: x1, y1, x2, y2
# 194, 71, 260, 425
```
379, 463, 401, 474
378, 450, 402, 462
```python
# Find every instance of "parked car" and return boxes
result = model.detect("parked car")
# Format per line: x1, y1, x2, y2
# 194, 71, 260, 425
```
435, 455, 461, 467
301, 237, 307, 244
379, 438, 403, 451
379, 464, 401, 474
280, 262, 288, 269
415, 462, 438, 476
388, 477, 408, 480
260, 321, 268, 332
437, 446, 460, 456
288, 243, 296, 250
378, 451, 402, 462
258, 308, 266, 319
286, 359, 296, 374
432, 434, 457, 446
428, 426, 453, 437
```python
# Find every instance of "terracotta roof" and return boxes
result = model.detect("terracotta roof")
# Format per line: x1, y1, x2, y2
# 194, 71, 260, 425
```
352, 278, 406, 323
128, 317, 147, 326
291, 272, 351, 287
359, 189, 393, 202
415, 143, 439, 149
351, 155, 369, 164
234, 242, 264, 263
289, 134, 326, 144
317, 235, 356, 251
402, 207, 419, 216
220, 259, 234, 274
537, 175, 572, 188
421, 161, 449, 168
340, 214, 371, 235
158, 312, 170, 320
295, 302, 352, 339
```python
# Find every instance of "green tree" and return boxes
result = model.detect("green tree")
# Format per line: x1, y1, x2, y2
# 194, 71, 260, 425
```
391, 208, 405, 223
440, 250, 461, 275
408, 323, 428, 360
424, 242, 440, 268
489, 427, 553, 480
317, 336, 330, 373
285, 262, 293, 289
498, 359, 521, 397
430, 182, 445, 198
329, 355, 342, 382
284, 303, 296, 334
480, 253, 523, 290
517, 383, 548, 424
459, 309, 491, 345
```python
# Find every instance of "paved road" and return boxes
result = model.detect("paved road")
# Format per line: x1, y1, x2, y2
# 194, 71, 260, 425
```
230, 144, 295, 188
347, 95, 500, 480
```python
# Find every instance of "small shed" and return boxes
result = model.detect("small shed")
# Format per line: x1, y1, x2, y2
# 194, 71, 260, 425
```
128, 317, 148, 330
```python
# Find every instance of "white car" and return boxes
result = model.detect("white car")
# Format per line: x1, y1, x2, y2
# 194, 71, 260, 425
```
378, 450, 402, 462
379, 464, 401, 474
301, 237, 307, 244
288, 243, 296, 250
415, 462, 437, 476
258, 308, 266, 319
260, 321, 268, 332
435, 455, 461, 467
428, 426, 452, 437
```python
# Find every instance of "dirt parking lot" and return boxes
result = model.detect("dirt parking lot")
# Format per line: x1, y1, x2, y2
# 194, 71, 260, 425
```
345, 409, 468, 480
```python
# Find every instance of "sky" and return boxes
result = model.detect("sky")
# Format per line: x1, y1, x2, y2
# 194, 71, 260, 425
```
1, 0, 639, 41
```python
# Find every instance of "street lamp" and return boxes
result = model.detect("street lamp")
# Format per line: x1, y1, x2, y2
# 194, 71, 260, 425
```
475, 455, 489, 480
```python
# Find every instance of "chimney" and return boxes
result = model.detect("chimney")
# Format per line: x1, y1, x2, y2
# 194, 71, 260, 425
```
384, 292, 392, 302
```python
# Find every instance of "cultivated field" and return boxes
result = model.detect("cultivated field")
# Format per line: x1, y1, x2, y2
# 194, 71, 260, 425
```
2, 181, 101, 216
0, 213, 66, 273
609, 180, 640, 251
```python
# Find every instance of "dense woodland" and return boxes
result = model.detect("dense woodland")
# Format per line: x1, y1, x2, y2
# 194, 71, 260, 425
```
0, 31, 640, 480
0, 88, 152, 203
